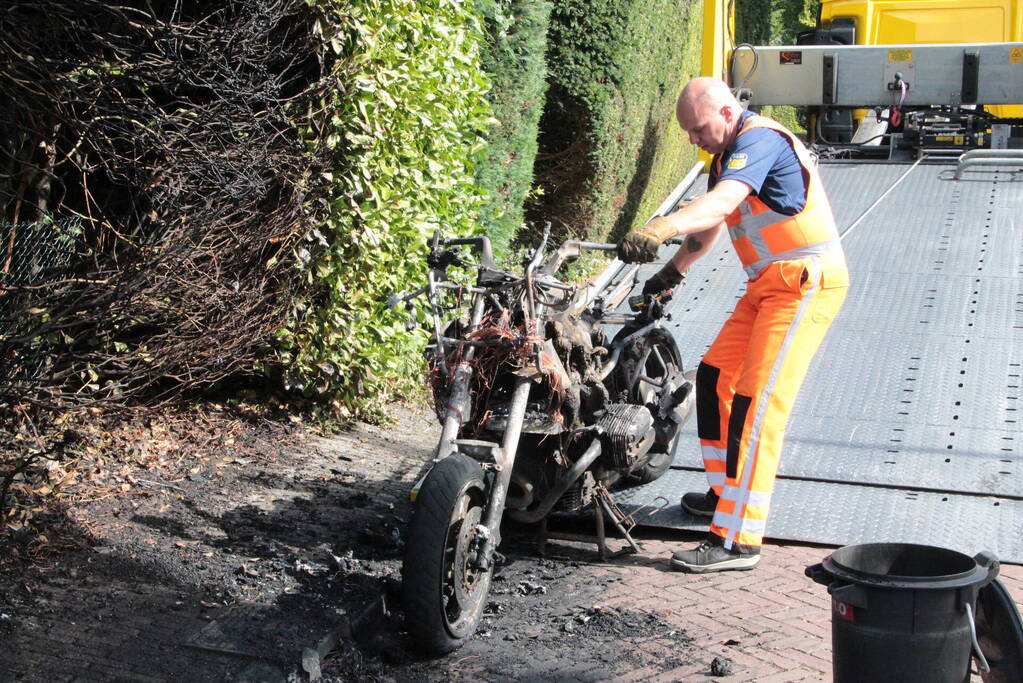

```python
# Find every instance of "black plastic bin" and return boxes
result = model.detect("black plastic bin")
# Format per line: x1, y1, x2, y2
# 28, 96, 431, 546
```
806, 543, 999, 683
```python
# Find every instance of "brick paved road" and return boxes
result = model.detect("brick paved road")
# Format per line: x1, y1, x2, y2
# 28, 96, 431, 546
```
535, 532, 1023, 681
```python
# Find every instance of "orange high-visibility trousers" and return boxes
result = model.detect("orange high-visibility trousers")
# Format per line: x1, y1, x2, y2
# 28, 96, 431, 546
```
695, 256, 848, 552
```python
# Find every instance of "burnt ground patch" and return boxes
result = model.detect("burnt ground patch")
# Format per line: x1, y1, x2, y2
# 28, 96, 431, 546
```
0, 404, 697, 681
322, 537, 697, 682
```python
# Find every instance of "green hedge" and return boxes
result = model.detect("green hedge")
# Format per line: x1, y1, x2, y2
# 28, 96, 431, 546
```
625, 1, 703, 232
475, 0, 552, 257
276, 0, 493, 420
277, 0, 710, 418
527, 0, 703, 243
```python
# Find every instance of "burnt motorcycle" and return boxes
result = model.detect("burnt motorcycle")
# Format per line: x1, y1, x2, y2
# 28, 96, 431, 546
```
388, 228, 695, 653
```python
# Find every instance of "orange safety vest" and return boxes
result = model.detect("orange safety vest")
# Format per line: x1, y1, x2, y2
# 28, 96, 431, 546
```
719, 116, 846, 280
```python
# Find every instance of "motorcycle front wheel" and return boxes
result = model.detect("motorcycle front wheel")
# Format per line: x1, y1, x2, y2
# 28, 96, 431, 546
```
402, 453, 493, 654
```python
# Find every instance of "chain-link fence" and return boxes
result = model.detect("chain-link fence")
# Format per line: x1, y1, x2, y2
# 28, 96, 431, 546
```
0, 218, 81, 328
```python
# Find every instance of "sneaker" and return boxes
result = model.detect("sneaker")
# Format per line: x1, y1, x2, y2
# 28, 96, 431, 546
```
670, 539, 761, 573
680, 489, 719, 517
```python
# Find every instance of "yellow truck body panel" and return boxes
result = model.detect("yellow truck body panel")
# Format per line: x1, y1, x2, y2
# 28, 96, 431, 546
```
820, 0, 1023, 116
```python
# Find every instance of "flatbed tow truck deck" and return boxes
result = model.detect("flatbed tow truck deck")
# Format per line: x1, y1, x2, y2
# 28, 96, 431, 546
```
610, 155, 1023, 563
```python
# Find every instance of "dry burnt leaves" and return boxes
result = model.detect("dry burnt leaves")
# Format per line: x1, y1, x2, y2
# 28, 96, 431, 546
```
0, 401, 304, 567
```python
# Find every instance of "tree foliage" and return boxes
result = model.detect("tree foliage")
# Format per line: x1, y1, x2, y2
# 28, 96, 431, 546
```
474, 0, 552, 257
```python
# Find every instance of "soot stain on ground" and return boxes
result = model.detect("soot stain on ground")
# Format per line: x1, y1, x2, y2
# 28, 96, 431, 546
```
0, 404, 697, 681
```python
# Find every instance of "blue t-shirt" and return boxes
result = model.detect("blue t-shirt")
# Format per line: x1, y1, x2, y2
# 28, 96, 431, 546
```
708, 110, 807, 216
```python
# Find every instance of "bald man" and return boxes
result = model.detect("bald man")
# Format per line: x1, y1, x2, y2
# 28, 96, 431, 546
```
618, 77, 849, 572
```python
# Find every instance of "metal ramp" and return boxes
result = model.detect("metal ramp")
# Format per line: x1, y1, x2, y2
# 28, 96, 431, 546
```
611, 160, 1023, 563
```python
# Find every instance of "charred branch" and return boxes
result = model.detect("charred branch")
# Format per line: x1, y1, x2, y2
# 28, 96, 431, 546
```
0, 0, 328, 409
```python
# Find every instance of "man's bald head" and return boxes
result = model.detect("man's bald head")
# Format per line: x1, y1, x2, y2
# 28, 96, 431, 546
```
675, 77, 742, 155
677, 77, 738, 118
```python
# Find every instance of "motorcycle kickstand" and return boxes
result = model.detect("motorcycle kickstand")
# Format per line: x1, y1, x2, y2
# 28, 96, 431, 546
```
595, 486, 642, 558
536, 507, 619, 561
536, 494, 641, 562
538, 516, 549, 558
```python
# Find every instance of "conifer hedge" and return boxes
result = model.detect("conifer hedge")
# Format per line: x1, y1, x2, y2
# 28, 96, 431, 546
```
474, 0, 552, 257
528, 0, 703, 243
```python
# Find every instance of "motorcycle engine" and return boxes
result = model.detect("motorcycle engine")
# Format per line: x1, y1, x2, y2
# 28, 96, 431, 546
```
596, 403, 655, 470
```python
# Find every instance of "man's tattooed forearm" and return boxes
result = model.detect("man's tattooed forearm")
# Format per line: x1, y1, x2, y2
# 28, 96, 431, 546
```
686, 236, 702, 253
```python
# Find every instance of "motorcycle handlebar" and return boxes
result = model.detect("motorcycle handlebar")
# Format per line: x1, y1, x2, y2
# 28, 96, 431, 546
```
539, 240, 615, 275
390, 233, 689, 307
433, 233, 685, 277
439, 236, 496, 269
538, 235, 686, 275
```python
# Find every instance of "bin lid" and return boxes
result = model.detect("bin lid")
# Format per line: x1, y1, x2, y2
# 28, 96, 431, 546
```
977, 578, 1023, 683
823, 543, 992, 590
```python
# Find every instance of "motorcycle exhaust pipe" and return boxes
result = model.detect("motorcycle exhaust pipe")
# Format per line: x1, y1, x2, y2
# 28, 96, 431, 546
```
505, 474, 535, 510
505, 437, 603, 524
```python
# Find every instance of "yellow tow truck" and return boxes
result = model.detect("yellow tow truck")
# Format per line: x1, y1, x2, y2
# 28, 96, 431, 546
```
701, 0, 1022, 154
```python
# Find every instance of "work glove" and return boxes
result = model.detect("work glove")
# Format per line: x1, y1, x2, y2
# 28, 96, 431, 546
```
617, 216, 677, 263
642, 262, 686, 295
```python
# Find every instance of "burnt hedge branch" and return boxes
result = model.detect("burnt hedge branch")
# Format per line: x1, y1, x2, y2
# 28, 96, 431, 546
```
0, 0, 319, 407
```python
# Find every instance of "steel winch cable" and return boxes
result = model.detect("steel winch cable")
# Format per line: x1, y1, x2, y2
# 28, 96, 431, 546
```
838, 155, 926, 241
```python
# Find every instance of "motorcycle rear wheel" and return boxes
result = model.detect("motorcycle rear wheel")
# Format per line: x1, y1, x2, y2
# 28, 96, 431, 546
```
611, 326, 687, 484
402, 454, 492, 654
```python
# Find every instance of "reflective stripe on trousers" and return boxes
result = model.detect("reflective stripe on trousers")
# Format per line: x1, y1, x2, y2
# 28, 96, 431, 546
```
696, 257, 848, 552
